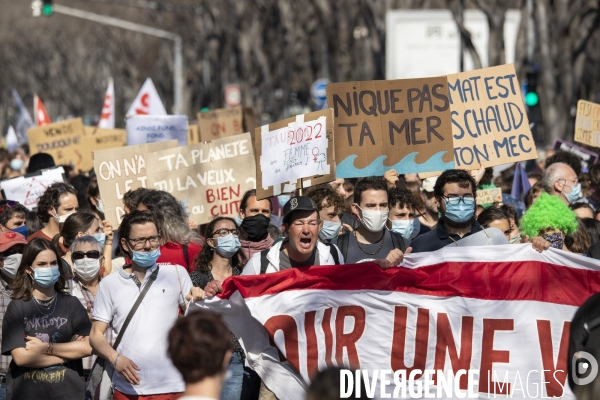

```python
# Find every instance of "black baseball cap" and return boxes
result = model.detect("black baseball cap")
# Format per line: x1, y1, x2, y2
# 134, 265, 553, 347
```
282, 196, 319, 224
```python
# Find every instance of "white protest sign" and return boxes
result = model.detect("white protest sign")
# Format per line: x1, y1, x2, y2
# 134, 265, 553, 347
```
259, 116, 329, 189
126, 115, 188, 147
0, 167, 65, 210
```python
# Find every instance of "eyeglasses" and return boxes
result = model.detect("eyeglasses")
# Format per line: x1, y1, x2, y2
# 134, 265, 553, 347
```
212, 228, 240, 238
0, 201, 18, 214
127, 235, 161, 250
558, 178, 579, 185
441, 195, 475, 205
72, 250, 101, 261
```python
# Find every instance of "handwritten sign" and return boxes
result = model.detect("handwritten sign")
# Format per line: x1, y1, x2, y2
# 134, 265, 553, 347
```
447, 64, 538, 169
552, 139, 599, 173
326, 77, 455, 178
574, 100, 600, 147
146, 133, 256, 225
126, 115, 188, 146
197, 107, 257, 143
0, 167, 65, 210
476, 188, 503, 205
254, 109, 336, 199
93, 140, 178, 227
260, 116, 329, 189
27, 118, 86, 170
83, 126, 127, 152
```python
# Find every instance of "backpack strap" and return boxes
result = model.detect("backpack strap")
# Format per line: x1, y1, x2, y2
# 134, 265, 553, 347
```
182, 243, 189, 268
323, 243, 341, 265
390, 231, 407, 252
259, 249, 270, 274
336, 232, 350, 261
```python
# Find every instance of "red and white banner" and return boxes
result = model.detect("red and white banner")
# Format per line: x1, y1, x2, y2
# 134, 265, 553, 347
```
190, 245, 600, 400
98, 79, 115, 129
126, 78, 167, 116
34, 95, 52, 126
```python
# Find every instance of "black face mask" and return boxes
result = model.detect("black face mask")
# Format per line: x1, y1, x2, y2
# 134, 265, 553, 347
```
240, 214, 270, 242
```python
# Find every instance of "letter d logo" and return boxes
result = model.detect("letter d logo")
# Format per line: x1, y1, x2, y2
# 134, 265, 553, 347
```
572, 351, 599, 385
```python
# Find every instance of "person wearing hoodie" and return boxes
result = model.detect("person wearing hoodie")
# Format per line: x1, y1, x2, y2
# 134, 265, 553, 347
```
236, 190, 274, 260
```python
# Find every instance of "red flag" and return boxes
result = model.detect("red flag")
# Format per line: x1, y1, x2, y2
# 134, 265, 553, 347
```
34, 95, 52, 126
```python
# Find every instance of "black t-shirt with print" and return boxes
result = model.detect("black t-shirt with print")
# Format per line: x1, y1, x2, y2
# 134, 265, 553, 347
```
1, 292, 91, 400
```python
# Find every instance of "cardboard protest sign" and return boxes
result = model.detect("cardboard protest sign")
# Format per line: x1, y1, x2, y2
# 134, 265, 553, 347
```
447, 64, 538, 169
326, 77, 455, 178
187, 125, 199, 144
476, 187, 502, 205
146, 133, 256, 225
197, 107, 257, 143
126, 115, 188, 146
83, 127, 127, 152
254, 109, 336, 199
552, 139, 599, 173
418, 171, 442, 179
93, 140, 179, 227
0, 167, 65, 210
575, 100, 600, 147
27, 118, 87, 170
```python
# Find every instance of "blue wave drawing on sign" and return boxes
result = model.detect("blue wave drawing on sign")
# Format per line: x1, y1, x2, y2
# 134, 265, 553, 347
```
336, 151, 454, 178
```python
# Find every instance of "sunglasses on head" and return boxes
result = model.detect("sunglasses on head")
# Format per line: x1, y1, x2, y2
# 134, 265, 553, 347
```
0, 201, 18, 214
71, 251, 101, 261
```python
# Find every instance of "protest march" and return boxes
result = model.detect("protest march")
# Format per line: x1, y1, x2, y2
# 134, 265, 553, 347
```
4, 2, 600, 400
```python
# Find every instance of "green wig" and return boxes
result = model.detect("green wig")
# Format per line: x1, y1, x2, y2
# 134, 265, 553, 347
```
519, 193, 578, 238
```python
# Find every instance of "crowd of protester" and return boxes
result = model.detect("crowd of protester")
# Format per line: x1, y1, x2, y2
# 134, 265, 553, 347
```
0, 146, 598, 399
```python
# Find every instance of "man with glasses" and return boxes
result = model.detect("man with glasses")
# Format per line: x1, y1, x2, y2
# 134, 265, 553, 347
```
90, 210, 203, 400
541, 162, 582, 204
0, 231, 26, 400
332, 177, 407, 264
410, 169, 482, 253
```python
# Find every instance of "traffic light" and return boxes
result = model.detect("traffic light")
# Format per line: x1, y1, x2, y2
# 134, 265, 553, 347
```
525, 69, 539, 107
42, 0, 53, 16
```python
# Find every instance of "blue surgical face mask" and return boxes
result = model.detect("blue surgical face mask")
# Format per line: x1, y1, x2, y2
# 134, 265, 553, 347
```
234, 215, 243, 227
131, 248, 161, 268
565, 183, 582, 203
443, 197, 475, 223
12, 225, 28, 239
320, 220, 342, 240
278, 195, 291, 208
410, 218, 421, 240
32, 265, 60, 288
10, 159, 23, 171
214, 234, 241, 258
389, 219, 414, 239
94, 233, 106, 246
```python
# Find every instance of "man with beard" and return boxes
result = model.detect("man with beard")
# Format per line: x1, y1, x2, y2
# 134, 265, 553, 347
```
419, 177, 440, 229
236, 189, 274, 260
411, 170, 481, 252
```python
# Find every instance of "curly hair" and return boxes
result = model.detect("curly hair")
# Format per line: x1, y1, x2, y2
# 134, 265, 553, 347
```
434, 169, 476, 198
388, 188, 420, 211
194, 217, 246, 274
519, 193, 578, 237
305, 185, 345, 214
36, 182, 78, 224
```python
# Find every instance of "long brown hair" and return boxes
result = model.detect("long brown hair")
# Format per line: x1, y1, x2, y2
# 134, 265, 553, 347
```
11, 238, 68, 301
194, 217, 246, 274
52, 212, 97, 257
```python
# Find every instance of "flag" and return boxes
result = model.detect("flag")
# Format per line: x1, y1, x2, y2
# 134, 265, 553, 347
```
34, 95, 52, 126
11, 89, 34, 144
190, 245, 600, 400
6, 126, 19, 152
126, 78, 167, 116
98, 78, 115, 129
511, 162, 531, 201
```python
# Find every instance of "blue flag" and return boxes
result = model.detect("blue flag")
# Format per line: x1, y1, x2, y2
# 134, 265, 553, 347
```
511, 162, 531, 201
11, 89, 34, 145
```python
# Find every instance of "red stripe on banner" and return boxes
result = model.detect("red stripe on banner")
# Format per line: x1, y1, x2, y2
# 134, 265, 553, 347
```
219, 261, 600, 307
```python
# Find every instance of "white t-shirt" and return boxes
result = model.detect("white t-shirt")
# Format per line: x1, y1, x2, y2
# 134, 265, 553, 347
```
93, 263, 192, 395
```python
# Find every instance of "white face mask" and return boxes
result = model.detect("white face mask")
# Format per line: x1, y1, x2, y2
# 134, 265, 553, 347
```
73, 258, 101, 281
2, 253, 22, 279
356, 205, 389, 233
53, 208, 75, 224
